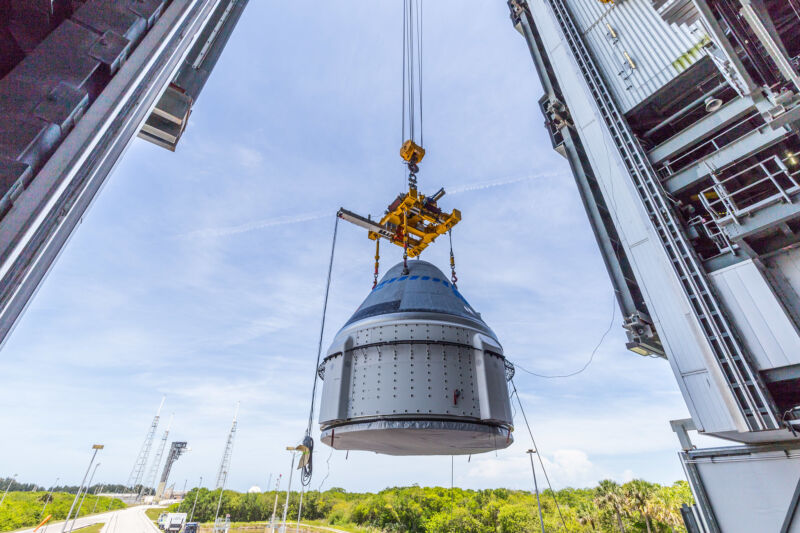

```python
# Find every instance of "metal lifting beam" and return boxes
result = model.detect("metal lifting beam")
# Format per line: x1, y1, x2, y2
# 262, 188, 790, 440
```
511, 0, 779, 431
339, 187, 461, 259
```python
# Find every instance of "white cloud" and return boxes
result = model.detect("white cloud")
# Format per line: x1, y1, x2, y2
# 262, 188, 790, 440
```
467, 449, 609, 489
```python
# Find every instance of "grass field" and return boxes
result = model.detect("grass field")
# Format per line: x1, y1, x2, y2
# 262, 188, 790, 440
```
144, 508, 166, 521
0, 492, 125, 533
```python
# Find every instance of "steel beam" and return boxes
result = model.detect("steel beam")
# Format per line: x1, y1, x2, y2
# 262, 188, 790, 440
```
721, 199, 800, 242
648, 96, 758, 163
0, 0, 224, 348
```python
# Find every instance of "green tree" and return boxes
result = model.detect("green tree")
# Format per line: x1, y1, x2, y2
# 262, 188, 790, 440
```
623, 480, 656, 533
425, 507, 483, 533
576, 502, 599, 531
595, 480, 627, 532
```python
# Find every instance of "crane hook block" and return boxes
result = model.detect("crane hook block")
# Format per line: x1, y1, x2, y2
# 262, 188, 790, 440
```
400, 139, 425, 164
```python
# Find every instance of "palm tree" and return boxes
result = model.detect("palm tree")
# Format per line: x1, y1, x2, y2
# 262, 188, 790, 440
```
651, 486, 683, 533
594, 480, 626, 532
624, 480, 656, 533
576, 503, 598, 531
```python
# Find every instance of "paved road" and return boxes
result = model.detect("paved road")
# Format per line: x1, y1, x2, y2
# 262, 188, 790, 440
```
16, 507, 162, 533
100, 507, 161, 533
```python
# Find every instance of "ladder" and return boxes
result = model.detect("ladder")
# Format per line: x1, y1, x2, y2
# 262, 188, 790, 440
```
532, 0, 778, 431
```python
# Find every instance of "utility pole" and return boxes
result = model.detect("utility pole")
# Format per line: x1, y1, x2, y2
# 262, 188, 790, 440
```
268, 475, 281, 533
189, 476, 202, 522
62, 445, 103, 533
91, 485, 104, 514
40, 477, 59, 519
213, 484, 225, 533
0, 474, 17, 507
451, 457, 454, 489
70, 462, 100, 531
526, 449, 546, 533
279, 448, 302, 533
295, 486, 305, 533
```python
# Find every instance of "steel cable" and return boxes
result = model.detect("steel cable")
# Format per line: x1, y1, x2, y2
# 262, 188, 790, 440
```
302, 213, 340, 486
511, 379, 570, 531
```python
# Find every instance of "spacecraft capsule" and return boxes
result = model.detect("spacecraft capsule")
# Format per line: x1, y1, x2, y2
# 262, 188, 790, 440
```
318, 260, 514, 456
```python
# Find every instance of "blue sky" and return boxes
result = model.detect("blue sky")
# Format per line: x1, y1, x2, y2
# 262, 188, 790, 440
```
0, 1, 705, 493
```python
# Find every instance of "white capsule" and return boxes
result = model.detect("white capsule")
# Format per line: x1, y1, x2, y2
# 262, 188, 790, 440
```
318, 260, 514, 456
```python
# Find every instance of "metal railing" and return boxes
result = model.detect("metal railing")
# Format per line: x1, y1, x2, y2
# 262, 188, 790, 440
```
700, 153, 800, 225
687, 215, 738, 257
657, 110, 763, 177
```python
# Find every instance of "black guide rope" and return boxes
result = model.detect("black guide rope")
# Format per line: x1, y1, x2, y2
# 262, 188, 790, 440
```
510, 379, 570, 531
302, 214, 340, 486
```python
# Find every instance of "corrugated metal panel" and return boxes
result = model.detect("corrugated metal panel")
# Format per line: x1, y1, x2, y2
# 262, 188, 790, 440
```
563, 0, 706, 112
651, 0, 700, 26
709, 259, 800, 370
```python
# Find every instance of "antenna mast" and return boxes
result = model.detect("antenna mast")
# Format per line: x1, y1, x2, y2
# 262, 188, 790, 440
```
215, 402, 239, 490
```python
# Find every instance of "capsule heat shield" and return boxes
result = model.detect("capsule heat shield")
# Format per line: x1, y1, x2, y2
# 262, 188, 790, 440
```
318, 260, 514, 456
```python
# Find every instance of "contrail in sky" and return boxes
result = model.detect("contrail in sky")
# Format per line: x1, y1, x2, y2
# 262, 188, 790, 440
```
184, 170, 563, 238
182, 211, 330, 239
446, 170, 568, 194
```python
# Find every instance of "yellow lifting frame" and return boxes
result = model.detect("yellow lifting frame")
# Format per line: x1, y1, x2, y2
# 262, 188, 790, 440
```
366, 187, 461, 257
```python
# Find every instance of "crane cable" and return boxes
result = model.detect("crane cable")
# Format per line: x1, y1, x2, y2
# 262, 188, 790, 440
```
510, 379, 570, 531
402, 1, 424, 150
302, 213, 340, 486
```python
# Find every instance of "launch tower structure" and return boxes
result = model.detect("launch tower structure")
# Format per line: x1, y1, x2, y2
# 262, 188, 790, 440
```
508, 0, 800, 530
155, 441, 188, 500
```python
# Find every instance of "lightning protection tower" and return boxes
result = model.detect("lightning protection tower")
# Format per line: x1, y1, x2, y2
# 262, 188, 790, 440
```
215, 403, 239, 490
127, 396, 165, 491
140, 413, 173, 501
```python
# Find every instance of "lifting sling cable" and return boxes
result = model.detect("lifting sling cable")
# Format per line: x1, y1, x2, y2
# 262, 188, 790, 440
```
302, 214, 340, 486
511, 379, 569, 531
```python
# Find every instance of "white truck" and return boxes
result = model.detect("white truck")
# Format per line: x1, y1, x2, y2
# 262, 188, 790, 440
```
158, 513, 187, 533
